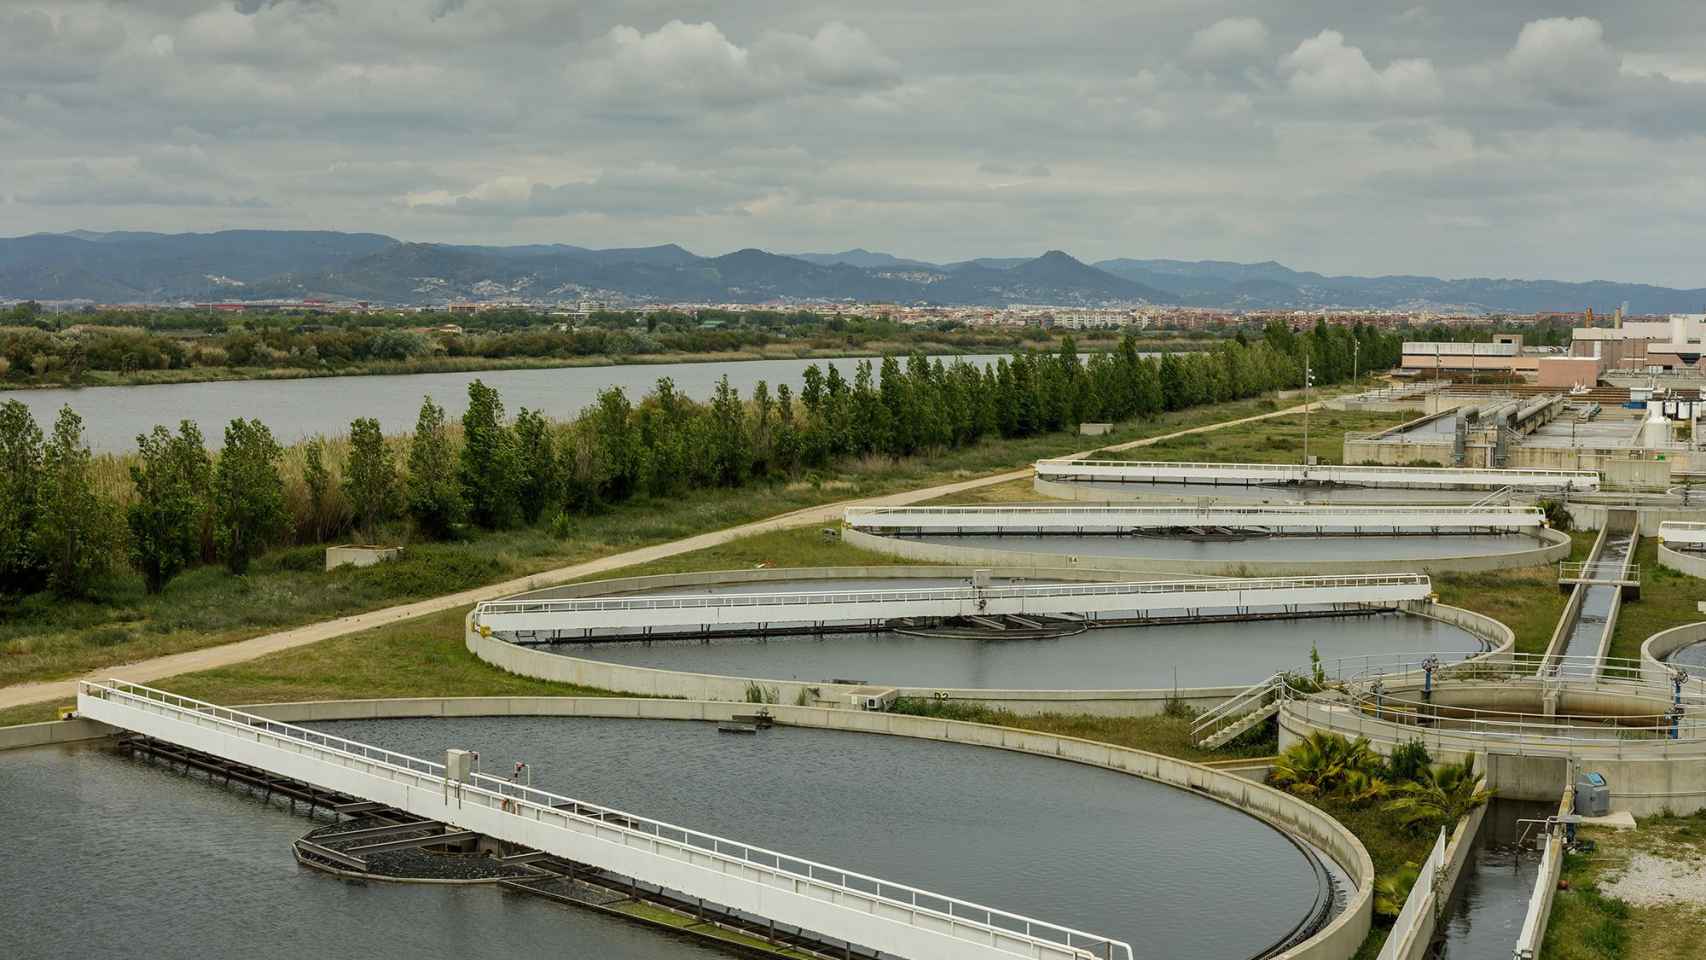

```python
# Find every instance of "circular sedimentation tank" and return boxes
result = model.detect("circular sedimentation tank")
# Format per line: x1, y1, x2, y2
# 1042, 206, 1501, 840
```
1, 715, 1343, 960
1033, 477, 1504, 505
500, 572, 1493, 704
844, 528, 1567, 575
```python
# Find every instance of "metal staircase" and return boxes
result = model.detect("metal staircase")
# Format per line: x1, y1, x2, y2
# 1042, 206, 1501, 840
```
1192, 673, 1288, 749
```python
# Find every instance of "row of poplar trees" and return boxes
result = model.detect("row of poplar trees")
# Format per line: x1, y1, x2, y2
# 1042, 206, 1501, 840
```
0, 322, 1398, 599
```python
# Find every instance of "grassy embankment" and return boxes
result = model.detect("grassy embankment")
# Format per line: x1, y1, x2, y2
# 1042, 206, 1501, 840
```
1542, 810, 1706, 960
2, 390, 1354, 704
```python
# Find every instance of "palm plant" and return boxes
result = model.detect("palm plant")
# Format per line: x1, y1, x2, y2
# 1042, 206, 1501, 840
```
1270, 732, 1383, 797
1373, 863, 1422, 918
1385, 757, 1491, 833
1340, 768, 1392, 808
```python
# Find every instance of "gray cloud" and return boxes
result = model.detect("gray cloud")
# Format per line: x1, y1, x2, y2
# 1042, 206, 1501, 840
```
2, 3, 1706, 285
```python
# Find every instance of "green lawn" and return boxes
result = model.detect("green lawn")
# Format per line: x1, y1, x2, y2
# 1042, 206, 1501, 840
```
1433, 530, 1597, 656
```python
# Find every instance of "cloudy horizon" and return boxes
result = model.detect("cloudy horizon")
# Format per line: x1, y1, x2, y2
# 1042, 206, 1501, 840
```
5, 3, 1706, 286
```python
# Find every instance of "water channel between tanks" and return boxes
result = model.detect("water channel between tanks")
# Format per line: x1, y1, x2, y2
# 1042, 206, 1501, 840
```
537, 577, 1485, 690
0, 717, 1333, 960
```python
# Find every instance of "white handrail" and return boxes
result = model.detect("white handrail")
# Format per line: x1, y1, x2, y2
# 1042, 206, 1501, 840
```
1035, 459, 1598, 491
476, 574, 1432, 618
846, 505, 1542, 524
1036, 459, 1596, 481
79, 679, 1130, 960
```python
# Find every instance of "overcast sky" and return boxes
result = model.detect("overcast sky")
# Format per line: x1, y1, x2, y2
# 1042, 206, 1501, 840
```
4, 2, 1706, 285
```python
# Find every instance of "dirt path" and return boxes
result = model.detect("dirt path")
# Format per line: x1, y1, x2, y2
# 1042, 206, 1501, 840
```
0, 400, 1314, 711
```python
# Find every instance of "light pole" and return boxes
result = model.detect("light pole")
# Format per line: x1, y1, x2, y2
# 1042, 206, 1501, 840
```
1302, 357, 1314, 468
1353, 339, 1360, 384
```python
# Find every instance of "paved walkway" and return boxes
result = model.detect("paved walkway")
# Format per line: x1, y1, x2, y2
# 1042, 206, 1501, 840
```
0, 400, 1315, 711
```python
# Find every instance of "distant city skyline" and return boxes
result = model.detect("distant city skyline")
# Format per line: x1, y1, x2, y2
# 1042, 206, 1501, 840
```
5, 4, 1706, 286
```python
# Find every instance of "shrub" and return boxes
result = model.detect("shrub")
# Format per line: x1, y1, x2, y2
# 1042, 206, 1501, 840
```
1385, 738, 1433, 783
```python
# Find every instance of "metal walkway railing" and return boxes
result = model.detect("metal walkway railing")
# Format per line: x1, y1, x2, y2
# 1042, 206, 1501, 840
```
1034, 459, 1600, 492
77, 679, 1131, 960
845, 504, 1544, 533
474, 575, 1434, 635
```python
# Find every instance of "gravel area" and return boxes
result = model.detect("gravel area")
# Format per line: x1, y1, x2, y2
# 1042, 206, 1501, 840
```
1598, 852, 1706, 908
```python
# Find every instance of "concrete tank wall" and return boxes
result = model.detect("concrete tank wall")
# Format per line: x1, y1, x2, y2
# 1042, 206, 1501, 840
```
842, 527, 1571, 578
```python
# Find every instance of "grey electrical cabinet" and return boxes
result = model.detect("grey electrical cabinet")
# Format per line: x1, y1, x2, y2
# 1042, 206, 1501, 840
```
1574, 771, 1610, 817
446, 748, 474, 783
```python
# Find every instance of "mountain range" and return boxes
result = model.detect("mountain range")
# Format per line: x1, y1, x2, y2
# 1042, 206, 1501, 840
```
3, 230, 1703, 314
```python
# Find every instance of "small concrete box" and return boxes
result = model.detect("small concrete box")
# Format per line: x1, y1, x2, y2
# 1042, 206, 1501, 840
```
446, 748, 474, 783
326, 544, 401, 571
1575, 771, 1611, 817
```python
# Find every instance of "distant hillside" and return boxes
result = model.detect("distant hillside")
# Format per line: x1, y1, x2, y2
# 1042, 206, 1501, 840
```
4, 229, 1702, 312
1094, 257, 1706, 314
0, 230, 395, 301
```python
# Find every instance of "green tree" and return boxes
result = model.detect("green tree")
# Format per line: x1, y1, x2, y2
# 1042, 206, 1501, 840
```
459, 380, 517, 528
303, 436, 332, 541
0, 399, 45, 592
406, 396, 463, 539
33, 406, 115, 597
126, 421, 211, 593
512, 407, 557, 524
212, 418, 288, 575
708, 375, 750, 485
342, 417, 397, 542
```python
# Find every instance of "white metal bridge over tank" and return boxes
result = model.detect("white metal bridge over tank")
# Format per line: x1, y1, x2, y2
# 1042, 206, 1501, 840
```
1034, 459, 1600, 492
76, 680, 1131, 960
844, 505, 1546, 534
472, 575, 1435, 637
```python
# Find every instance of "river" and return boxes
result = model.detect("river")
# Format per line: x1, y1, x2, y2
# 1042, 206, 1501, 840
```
11, 354, 1007, 453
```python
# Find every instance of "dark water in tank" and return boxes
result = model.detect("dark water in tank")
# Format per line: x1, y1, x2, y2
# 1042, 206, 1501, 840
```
1066, 480, 1496, 505
0, 717, 1327, 960
911, 532, 1533, 562
307, 716, 1326, 959
0, 741, 731, 960
555, 611, 1484, 689
1431, 799, 1553, 960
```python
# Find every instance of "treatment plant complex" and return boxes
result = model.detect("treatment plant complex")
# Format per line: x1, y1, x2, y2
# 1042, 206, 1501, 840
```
7, 380, 1706, 960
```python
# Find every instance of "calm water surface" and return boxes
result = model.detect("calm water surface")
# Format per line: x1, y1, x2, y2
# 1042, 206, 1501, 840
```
16, 354, 1003, 452
1068, 480, 1497, 505
552, 611, 1483, 688
909, 532, 1536, 562
310, 716, 1323, 958
1, 717, 1323, 960
0, 741, 729, 960
1433, 800, 1551, 960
